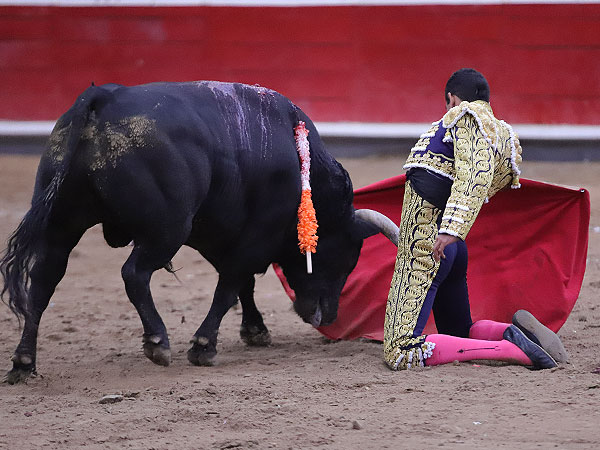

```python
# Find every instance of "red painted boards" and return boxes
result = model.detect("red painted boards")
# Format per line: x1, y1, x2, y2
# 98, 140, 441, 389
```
1, 4, 599, 123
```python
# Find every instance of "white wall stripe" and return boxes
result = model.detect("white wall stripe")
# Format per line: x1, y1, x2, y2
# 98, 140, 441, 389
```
317, 122, 600, 140
0, 1, 599, 6
0, 121, 56, 136
1, 120, 598, 140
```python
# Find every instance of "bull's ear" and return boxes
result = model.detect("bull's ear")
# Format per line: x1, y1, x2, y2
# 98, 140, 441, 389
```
353, 209, 399, 246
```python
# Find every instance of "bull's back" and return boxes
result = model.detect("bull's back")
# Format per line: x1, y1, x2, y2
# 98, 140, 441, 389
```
85, 81, 302, 182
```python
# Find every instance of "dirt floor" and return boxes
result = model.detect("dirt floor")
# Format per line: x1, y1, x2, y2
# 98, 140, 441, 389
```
0, 154, 599, 450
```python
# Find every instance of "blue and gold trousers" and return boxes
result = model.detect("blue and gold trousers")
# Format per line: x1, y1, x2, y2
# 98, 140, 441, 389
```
384, 180, 472, 370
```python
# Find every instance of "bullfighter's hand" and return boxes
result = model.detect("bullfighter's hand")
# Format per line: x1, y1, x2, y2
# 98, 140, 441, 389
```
433, 233, 460, 262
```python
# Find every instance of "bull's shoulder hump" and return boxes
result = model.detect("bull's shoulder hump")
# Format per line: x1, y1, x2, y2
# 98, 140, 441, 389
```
98, 83, 124, 92
193, 80, 278, 93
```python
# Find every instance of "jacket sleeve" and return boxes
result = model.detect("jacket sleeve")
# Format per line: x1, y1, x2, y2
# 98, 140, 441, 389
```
439, 113, 494, 240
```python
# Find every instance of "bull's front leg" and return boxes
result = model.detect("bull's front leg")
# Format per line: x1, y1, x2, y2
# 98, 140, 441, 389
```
188, 276, 240, 366
239, 276, 271, 347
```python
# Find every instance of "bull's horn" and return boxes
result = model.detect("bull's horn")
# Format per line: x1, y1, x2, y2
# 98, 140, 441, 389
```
355, 209, 399, 246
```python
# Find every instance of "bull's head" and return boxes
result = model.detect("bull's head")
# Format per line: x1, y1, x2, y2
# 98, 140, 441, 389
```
280, 209, 398, 327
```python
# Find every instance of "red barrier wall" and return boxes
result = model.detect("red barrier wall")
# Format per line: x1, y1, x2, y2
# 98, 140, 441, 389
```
1, 4, 599, 123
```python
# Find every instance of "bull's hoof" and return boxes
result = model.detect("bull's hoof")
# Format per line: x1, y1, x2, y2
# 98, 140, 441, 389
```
240, 324, 272, 347
187, 336, 217, 366
3, 354, 37, 385
142, 335, 171, 367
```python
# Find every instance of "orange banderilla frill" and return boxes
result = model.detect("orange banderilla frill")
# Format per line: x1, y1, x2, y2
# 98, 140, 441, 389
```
294, 121, 318, 273
298, 190, 318, 254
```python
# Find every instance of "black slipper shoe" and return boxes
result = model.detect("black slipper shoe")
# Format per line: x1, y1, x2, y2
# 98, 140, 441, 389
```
512, 309, 568, 363
503, 325, 558, 370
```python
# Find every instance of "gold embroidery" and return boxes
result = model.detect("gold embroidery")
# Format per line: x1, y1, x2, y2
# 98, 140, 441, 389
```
404, 101, 522, 194
404, 101, 523, 240
403, 152, 455, 179
384, 181, 440, 370
443, 101, 522, 190
439, 113, 494, 239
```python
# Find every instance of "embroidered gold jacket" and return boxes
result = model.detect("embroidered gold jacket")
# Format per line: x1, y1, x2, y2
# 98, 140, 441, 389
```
403, 100, 523, 240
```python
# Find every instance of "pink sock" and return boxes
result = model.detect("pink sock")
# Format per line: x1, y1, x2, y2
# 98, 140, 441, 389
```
469, 320, 511, 341
425, 333, 532, 366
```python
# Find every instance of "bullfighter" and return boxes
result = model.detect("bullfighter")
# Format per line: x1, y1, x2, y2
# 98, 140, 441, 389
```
384, 68, 567, 370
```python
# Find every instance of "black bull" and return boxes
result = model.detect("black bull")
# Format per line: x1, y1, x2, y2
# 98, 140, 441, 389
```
0, 82, 397, 383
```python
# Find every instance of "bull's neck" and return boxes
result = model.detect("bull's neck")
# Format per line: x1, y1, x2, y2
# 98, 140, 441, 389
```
309, 152, 354, 227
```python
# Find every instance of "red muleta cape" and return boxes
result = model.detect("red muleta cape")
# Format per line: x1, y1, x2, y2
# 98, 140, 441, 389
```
275, 175, 590, 340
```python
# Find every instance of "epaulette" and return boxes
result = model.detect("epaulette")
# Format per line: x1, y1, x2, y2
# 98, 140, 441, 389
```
442, 100, 496, 144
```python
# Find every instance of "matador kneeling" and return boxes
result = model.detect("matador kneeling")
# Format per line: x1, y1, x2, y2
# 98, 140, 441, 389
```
384, 68, 567, 370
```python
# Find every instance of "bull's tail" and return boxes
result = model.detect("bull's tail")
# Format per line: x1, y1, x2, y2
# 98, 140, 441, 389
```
0, 85, 102, 321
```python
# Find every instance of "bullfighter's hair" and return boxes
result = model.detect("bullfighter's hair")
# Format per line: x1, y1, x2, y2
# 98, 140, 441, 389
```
445, 68, 490, 104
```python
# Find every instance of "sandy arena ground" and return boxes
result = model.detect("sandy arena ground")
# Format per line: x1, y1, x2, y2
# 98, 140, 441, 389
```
0, 153, 599, 450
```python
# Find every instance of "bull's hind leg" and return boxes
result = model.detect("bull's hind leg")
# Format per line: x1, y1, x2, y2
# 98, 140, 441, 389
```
239, 277, 271, 347
188, 276, 242, 366
121, 236, 188, 367
6, 227, 86, 384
